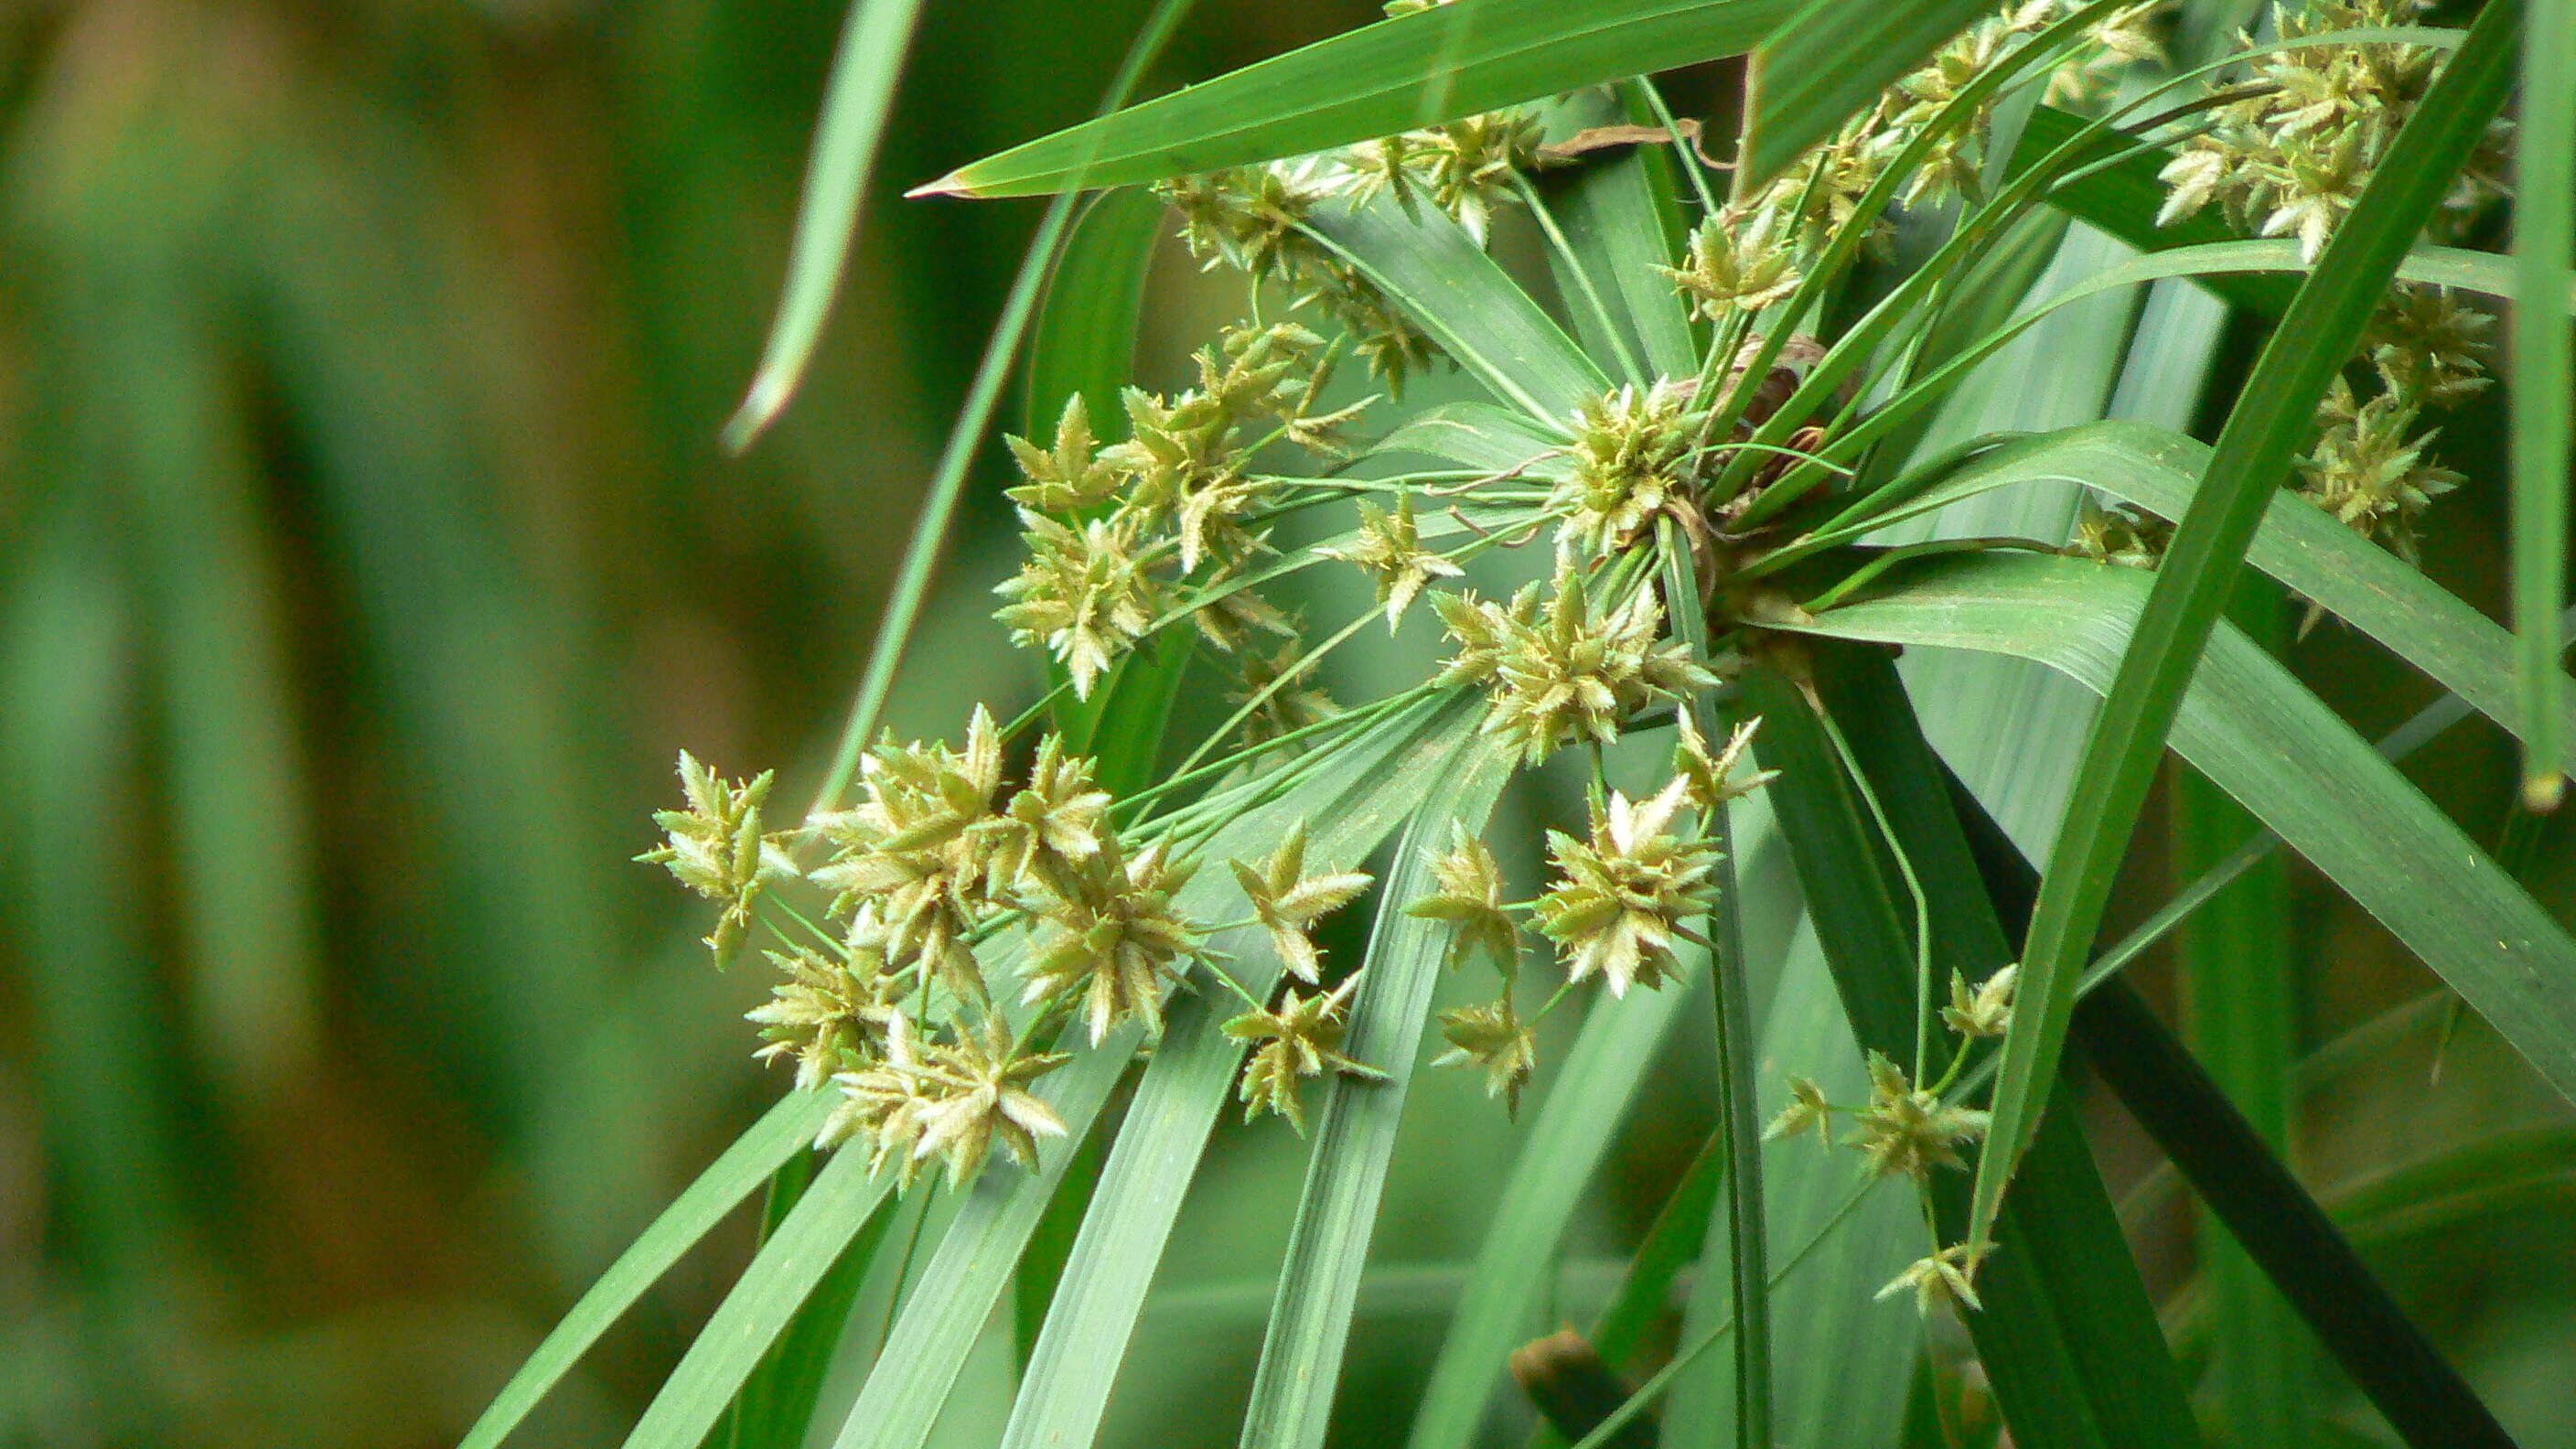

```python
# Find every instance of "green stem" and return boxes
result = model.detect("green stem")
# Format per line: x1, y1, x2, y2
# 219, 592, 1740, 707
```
805, 0, 1197, 813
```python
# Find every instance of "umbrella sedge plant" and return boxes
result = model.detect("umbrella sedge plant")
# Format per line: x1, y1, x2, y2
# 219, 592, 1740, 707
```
465, 1, 2574, 1447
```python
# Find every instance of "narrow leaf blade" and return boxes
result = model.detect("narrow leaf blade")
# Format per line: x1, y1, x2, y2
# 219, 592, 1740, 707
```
1969, 0, 2523, 1250
924, 0, 1803, 199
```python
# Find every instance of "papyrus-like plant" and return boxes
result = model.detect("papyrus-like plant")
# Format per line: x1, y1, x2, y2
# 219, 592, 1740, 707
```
467, 2, 2576, 1448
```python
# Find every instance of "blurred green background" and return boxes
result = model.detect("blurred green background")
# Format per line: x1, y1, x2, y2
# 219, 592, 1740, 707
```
2, 2, 2572, 1446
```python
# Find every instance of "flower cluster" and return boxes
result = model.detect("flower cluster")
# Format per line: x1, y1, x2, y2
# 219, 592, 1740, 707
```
644, 700, 1408, 1185
2146, 0, 2510, 562
994, 324, 1363, 700
2157, 0, 2506, 260
1155, 106, 1542, 389
2284, 285, 2491, 561
638, 753, 798, 964
1553, 381, 1705, 564
1225, 973, 1385, 1132
2066, 497, 2168, 569
639, 715, 1155, 1186
1766, 964, 2019, 1315
1433, 570, 1717, 765
1701, 0, 2163, 290
1414, 716, 1773, 1113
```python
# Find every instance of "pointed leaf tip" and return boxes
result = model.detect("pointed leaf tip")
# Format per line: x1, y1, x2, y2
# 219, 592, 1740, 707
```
722, 379, 790, 455
905, 172, 972, 199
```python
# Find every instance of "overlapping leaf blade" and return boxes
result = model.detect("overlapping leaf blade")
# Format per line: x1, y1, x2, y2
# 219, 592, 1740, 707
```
1834, 419, 2576, 764
828, 695, 1484, 1449
922, 0, 1805, 199
1967, 0, 2523, 1250
1233, 743, 1517, 1449
1793, 550, 2576, 1111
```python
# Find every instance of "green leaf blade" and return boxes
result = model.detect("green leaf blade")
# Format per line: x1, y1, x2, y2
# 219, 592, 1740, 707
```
924, 0, 1803, 199
459, 1091, 836, 1449
2513, 0, 2574, 809
724, 0, 930, 449
1795, 551, 2576, 1113
1234, 744, 1517, 1449
1967, 0, 2524, 1252
617, 1136, 895, 1449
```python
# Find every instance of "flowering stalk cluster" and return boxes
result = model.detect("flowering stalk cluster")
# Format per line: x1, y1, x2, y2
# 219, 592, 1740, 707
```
1668, 0, 2163, 326
1767, 964, 2021, 1315
1155, 107, 1543, 389
640, 712, 1383, 1186
1413, 715, 1773, 1114
994, 323, 1366, 708
2142, 0, 2508, 563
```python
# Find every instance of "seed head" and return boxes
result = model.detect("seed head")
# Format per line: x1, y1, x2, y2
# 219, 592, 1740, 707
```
993, 510, 1164, 699
1764, 1074, 1836, 1148
1554, 381, 1701, 564
639, 751, 798, 964
1877, 1241, 1990, 1316
1661, 209, 1802, 319
1225, 973, 1385, 1132
1023, 838, 1208, 1045
1438, 572, 1717, 765
1536, 778, 1722, 997
1004, 393, 1124, 515
747, 940, 911, 1091
1850, 1050, 1991, 1181
1229, 821, 1375, 983
1939, 964, 2019, 1040
1672, 714, 1776, 812
1405, 824, 1519, 973
1433, 992, 1538, 1115
2295, 377, 2463, 562
1317, 498, 1464, 630
894, 1014, 1071, 1189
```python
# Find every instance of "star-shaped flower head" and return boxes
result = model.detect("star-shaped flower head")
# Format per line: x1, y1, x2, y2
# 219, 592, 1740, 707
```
1225, 973, 1386, 1132
896, 1014, 1070, 1189
746, 935, 912, 1091
1762, 1074, 1836, 1149
1433, 992, 1538, 1116
1535, 778, 1721, 996
638, 751, 799, 965
1850, 1050, 1991, 1182
1672, 714, 1777, 812
2068, 498, 2167, 570
2294, 376, 2463, 563
977, 734, 1112, 904
1659, 207, 1802, 319
994, 510, 1165, 698
1157, 165, 1326, 281
1416, 110, 1543, 241
1553, 380, 1701, 564
1403, 824, 1519, 973
2367, 284, 2495, 407
818, 1010, 933, 1178
1023, 837, 1208, 1044
1230, 821, 1375, 982
804, 707, 1010, 1001
1004, 393, 1126, 515
1317, 498, 1464, 630
1877, 1241, 1990, 1316
1939, 964, 2018, 1040
1443, 571, 1718, 765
